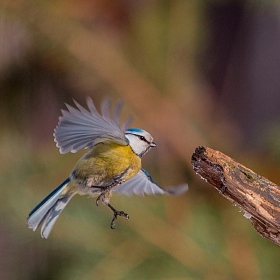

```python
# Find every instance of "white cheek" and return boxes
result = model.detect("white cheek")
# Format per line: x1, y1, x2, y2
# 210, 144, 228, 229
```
130, 140, 144, 153
126, 135, 148, 155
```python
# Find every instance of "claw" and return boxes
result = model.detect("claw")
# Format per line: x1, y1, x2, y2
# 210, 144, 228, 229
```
110, 210, 129, 229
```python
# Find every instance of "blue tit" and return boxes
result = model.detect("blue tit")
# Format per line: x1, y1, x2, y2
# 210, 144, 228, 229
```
27, 98, 188, 238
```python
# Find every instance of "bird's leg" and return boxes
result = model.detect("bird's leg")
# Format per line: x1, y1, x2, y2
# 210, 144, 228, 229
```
94, 179, 123, 207
94, 186, 114, 207
92, 176, 129, 228
95, 190, 129, 229
95, 192, 103, 206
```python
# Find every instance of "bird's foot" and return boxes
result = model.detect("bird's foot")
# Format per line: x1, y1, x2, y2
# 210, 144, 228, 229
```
110, 210, 129, 229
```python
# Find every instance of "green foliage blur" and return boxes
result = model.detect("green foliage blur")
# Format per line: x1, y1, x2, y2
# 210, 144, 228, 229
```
1, 1, 280, 279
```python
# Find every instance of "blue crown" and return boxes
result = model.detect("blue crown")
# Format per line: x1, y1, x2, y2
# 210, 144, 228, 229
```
125, 127, 144, 134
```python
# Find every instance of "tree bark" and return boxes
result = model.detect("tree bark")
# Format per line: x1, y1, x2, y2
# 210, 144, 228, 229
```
191, 146, 280, 246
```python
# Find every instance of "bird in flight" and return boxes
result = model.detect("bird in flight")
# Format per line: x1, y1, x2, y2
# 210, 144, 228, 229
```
27, 97, 188, 238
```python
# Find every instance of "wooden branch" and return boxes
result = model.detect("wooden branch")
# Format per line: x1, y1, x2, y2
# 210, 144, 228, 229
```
191, 146, 280, 246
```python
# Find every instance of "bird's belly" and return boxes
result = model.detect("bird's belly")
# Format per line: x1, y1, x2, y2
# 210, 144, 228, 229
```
71, 143, 141, 196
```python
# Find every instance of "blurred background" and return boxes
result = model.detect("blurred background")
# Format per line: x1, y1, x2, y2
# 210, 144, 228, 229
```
1, 0, 280, 279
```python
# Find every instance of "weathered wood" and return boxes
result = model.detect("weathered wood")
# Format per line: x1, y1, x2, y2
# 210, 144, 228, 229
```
191, 146, 280, 246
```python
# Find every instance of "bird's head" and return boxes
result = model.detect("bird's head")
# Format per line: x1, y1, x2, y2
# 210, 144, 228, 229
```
125, 128, 156, 157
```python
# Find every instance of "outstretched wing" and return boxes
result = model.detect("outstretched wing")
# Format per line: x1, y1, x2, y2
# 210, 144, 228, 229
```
54, 97, 132, 154
114, 169, 188, 196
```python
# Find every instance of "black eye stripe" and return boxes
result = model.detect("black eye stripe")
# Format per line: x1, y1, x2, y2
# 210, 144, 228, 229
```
138, 135, 150, 144
126, 133, 150, 145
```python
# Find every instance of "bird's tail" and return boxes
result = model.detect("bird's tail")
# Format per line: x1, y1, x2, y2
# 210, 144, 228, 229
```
27, 178, 75, 239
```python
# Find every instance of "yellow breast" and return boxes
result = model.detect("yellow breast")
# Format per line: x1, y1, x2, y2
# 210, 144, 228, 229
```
72, 141, 141, 189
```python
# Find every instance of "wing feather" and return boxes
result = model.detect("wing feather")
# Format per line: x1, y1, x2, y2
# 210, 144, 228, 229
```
54, 98, 129, 154
114, 169, 188, 196
113, 100, 123, 126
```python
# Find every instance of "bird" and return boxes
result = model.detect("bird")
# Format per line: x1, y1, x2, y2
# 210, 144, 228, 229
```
27, 97, 188, 238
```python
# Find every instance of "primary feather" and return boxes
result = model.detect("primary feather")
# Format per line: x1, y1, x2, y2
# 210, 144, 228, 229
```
54, 98, 130, 154
114, 169, 166, 195
114, 169, 188, 196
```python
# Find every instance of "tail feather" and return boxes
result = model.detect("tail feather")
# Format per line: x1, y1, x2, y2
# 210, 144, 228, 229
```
27, 178, 74, 239
40, 194, 74, 238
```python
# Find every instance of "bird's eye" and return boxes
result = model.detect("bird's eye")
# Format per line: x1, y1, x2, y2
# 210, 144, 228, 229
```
140, 136, 145, 141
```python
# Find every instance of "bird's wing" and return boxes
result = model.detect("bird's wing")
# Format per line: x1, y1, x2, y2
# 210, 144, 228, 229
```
54, 98, 132, 153
114, 169, 189, 196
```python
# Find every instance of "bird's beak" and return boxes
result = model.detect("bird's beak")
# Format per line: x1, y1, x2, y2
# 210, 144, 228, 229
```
150, 142, 156, 147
